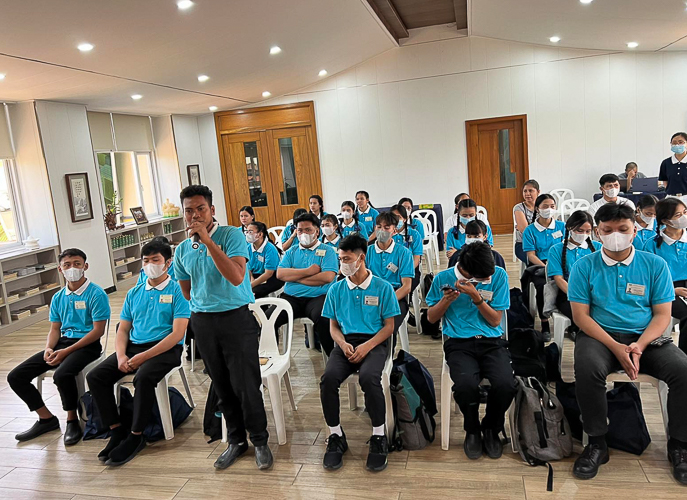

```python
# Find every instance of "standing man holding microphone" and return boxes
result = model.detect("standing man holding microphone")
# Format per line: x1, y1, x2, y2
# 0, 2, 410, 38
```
174, 185, 272, 470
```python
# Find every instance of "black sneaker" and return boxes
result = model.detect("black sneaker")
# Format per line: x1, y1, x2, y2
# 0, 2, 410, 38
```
98, 426, 129, 462
323, 431, 348, 470
541, 321, 551, 342
15, 416, 60, 442
573, 443, 609, 480
366, 435, 388, 472
667, 441, 687, 485
105, 433, 147, 466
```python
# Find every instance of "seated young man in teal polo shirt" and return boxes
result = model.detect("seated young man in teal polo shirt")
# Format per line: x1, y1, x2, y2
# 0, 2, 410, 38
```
426, 241, 515, 460
275, 213, 339, 355
87, 239, 190, 466
7, 248, 110, 446
320, 234, 400, 472
569, 203, 687, 484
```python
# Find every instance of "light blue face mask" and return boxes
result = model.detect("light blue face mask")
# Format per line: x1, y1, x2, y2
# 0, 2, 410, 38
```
396, 220, 404, 231
672, 144, 686, 155
459, 215, 475, 225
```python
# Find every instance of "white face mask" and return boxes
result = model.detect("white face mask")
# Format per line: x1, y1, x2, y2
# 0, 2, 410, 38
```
604, 187, 620, 198
569, 231, 589, 245
298, 233, 316, 246
639, 213, 655, 226
464, 237, 482, 246
322, 226, 335, 236
341, 257, 362, 277
669, 215, 687, 229
599, 231, 634, 252
342, 211, 353, 221
62, 267, 84, 282
539, 208, 556, 219
245, 232, 257, 244
143, 262, 167, 280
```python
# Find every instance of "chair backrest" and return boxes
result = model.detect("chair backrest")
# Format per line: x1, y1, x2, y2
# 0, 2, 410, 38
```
476, 205, 488, 220
416, 217, 433, 244
250, 298, 294, 359
411, 209, 437, 234
101, 318, 111, 357
267, 226, 286, 246
560, 198, 591, 220
550, 188, 574, 209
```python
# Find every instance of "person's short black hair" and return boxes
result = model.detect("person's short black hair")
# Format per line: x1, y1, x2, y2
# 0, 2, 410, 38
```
180, 184, 212, 206
594, 203, 635, 225
58, 248, 87, 263
625, 162, 638, 171
599, 173, 620, 186
671, 132, 687, 142
339, 234, 367, 254
292, 207, 308, 220
295, 212, 320, 228
458, 241, 495, 279
465, 219, 487, 236
151, 236, 170, 245
376, 211, 399, 226
142, 239, 172, 261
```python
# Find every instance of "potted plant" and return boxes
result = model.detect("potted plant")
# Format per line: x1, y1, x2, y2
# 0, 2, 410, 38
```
104, 192, 124, 231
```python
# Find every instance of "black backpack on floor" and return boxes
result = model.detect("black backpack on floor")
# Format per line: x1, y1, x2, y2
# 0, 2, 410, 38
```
508, 328, 547, 382
508, 288, 535, 332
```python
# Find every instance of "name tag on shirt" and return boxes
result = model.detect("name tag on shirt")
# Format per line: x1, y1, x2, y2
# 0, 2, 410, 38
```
365, 217, 372, 222
552, 231, 563, 239
74, 301, 86, 310
159, 295, 173, 304
315, 249, 326, 257
626, 283, 646, 296
257, 256, 265, 262
478, 290, 494, 302
364, 295, 379, 306
386, 263, 398, 273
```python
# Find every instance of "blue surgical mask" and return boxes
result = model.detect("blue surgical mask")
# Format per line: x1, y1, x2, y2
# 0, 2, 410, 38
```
672, 144, 686, 155
459, 215, 475, 225
396, 220, 404, 230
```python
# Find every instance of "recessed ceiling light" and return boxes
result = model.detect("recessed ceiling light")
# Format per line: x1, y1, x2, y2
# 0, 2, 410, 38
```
269, 46, 282, 55
0, 74, 5, 81
549, 36, 560, 43
131, 94, 143, 100
580, 0, 593, 4
262, 91, 271, 98
209, 106, 218, 111
318, 69, 328, 77
77, 43, 94, 52
197, 75, 209, 82
177, 0, 194, 10
627, 42, 639, 48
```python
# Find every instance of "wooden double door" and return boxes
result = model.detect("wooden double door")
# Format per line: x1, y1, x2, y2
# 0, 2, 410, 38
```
216, 102, 323, 228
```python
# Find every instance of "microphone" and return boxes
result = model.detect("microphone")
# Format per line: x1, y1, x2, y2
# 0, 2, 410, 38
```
191, 233, 200, 250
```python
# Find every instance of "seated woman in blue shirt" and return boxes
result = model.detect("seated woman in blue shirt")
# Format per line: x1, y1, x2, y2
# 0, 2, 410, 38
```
340, 201, 369, 239
446, 199, 494, 261
391, 205, 423, 294
398, 197, 425, 241
246, 221, 283, 299
281, 208, 308, 251
521, 194, 566, 337
355, 190, 380, 237
449, 220, 506, 270
642, 197, 687, 355
239, 206, 255, 234
632, 194, 658, 250
87, 238, 190, 466
309, 195, 327, 220
546, 210, 600, 338
320, 214, 342, 250
427, 241, 516, 460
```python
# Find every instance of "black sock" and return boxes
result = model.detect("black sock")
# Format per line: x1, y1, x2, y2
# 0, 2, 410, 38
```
669, 437, 687, 449
588, 435, 607, 448
39, 416, 56, 423
66, 419, 78, 424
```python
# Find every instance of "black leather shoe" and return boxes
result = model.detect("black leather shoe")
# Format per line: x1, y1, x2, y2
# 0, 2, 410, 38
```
323, 431, 348, 470
105, 433, 147, 466
668, 441, 687, 485
366, 435, 389, 472
15, 417, 60, 442
255, 444, 274, 470
63, 420, 83, 446
464, 431, 483, 460
573, 443, 609, 479
98, 426, 129, 462
482, 428, 503, 459
214, 442, 248, 470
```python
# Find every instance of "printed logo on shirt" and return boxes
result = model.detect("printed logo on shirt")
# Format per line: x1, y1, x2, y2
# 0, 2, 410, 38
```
364, 295, 379, 306
159, 294, 173, 304
74, 301, 87, 310
626, 283, 646, 296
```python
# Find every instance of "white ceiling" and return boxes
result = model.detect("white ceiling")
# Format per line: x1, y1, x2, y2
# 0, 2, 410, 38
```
471, 0, 687, 52
0, 0, 395, 115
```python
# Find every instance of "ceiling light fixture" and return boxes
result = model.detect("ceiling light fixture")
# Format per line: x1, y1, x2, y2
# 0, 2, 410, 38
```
0, 74, 5, 81
77, 43, 94, 52
262, 91, 271, 98
627, 42, 639, 48
269, 46, 282, 55
197, 74, 209, 82
131, 94, 143, 100
580, 0, 593, 4
318, 69, 328, 77
177, 0, 194, 10
549, 36, 560, 43
209, 106, 218, 111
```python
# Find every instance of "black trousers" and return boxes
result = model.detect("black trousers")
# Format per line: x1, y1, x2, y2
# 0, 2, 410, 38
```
672, 280, 687, 356
8, 336, 101, 412
191, 307, 269, 446
555, 291, 577, 331
410, 267, 421, 295
574, 331, 687, 440
444, 336, 518, 433
521, 265, 547, 321
87, 342, 182, 433
274, 294, 331, 354
253, 274, 284, 300
514, 242, 527, 264
320, 335, 388, 428
394, 298, 409, 336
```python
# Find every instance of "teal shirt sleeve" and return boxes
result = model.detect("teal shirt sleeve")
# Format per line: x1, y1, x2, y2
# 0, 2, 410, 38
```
264, 244, 280, 271
522, 226, 536, 253
409, 230, 423, 256
399, 248, 415, 278
173, 285, 191, 319
446, 230, 458, 251
278, 248, 293, 269
413, 221, 425, 240
642, 238, 657, 254
486, 225, 494, 246
224, 229, 249, 260
49, 293, 61, 323
567, 258, 590, 305
321, 247, 339, 273
120, 290, 134, 322
281, 225, 293, 244
652, 258, 677, 305
91, 289, 111, 322
136, 270, 147, 286
547, 244, 564, 278
322, 286, 337, 320
381, 282, 402, 318
425, 274, 444, 307
489, 270, 510, 311
357, 223, 370, 239
174, 247, 190, 281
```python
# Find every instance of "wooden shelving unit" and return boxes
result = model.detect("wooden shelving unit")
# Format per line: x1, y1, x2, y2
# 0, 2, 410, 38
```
106, 216, 185, 289
0, 245, 64, 336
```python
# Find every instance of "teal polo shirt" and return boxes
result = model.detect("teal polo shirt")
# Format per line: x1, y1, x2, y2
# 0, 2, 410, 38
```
174, 224, 255, 313
393, 227, 423, 259
409, 219, 426, 240
632, 220, 657, 250
357, 206, 379, 235
446, 225, 494, 252
120, 277, 190, 345
320, 234, 341, 250
568, 248, 675, 335
322, 272, 401, 335
426, 266, 510, 338
522, 219, 566, 261
248, 239, 281, 276
278, 241, 339, 298
365, 240, 414, 290
547, 241, 602, 279
341, 221, 369, 239
281, 223, 296, 245
49, 279, 111, 339
137, 261, 176, 286
642, 230, 687, 282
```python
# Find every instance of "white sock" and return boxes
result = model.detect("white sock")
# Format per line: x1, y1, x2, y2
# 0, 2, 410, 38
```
372, 425, 385, 436
329, 425, 342, 437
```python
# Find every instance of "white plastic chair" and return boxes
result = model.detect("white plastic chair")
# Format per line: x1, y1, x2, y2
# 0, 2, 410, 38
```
398, 312, 411, 353
476, 205, 488, 221
560, 198, 591, 221
415, 217, 435, 275
268, 226, 286, 249
528, 282, 537, 320
412, 209, 440, 267
411, 287, 423, 335
550, 189, 574, 211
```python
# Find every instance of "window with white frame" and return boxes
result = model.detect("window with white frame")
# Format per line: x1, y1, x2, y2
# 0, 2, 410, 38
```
0, 159, 25, 248
97, 151, 160, 224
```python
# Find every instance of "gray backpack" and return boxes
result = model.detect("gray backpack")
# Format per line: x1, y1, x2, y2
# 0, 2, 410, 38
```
389, 372, 435, 450
512, 376, 573, 491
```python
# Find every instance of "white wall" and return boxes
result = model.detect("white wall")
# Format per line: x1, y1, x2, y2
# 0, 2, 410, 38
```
258, 35, 687, 215
35, 101, 113, 289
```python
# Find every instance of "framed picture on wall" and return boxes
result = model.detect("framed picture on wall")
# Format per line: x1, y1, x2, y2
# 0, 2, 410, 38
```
130, 207, 148, 225
65, 173, 94, 223
187, 164, 201, 186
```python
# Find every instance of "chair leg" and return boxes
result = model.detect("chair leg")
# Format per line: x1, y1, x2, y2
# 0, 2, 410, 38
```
155, 379, 174, 440
399, 320, 410, 353
284, 371, 297, 411
348, 383, 358, 411
305, 324, 316, 350
221, 414, 228, 443
441, 367, 452, 451
382, 371, 394, 441
266, 375, 287, 445
178, 367, 196, 408
190, 339, 196, 372
657, 380, 670, 441
433, 237, 441, 267
412, 289, 422, 335
36, 374, 43, 395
